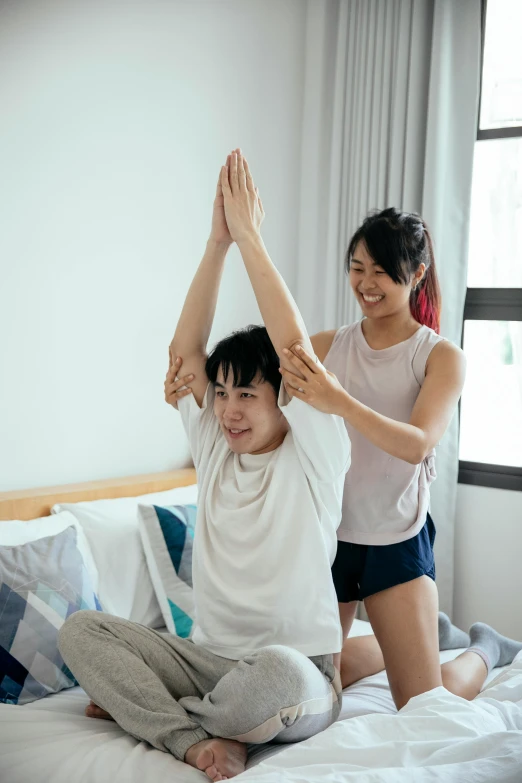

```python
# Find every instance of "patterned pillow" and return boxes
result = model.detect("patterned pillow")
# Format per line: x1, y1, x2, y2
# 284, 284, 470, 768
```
0, 526, 102, 704
138, 504, 196, 637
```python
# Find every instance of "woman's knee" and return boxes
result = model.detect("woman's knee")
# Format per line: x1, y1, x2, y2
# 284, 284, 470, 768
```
364, 580, 442, 708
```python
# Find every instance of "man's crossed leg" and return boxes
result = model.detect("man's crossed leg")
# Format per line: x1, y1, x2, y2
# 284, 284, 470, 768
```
59, 611, 341, 781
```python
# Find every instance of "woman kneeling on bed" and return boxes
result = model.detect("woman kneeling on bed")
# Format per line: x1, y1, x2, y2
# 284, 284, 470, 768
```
59, 149, 351, 781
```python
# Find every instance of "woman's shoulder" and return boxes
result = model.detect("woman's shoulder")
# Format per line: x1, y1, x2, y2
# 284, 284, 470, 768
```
310, 329, 337, 363
425, 337, 466, 371
310, 323, 358, 363
414, 329, 466, 384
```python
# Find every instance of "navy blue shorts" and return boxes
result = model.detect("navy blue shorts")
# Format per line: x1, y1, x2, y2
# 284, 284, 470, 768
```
331, 513, 436, 603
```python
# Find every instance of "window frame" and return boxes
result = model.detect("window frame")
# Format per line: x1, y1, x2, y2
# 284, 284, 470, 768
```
458, 0, 522, 493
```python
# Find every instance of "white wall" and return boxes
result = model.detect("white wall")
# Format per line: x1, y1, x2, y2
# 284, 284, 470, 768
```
454, 483, 522, 639
0, 0, 307, 491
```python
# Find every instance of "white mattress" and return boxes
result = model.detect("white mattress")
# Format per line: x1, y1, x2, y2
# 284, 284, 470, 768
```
0, 620, 520, 783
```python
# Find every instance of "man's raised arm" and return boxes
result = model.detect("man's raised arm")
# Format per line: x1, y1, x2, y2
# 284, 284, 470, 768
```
221, 151, 313, 379
169, 169, 233, 408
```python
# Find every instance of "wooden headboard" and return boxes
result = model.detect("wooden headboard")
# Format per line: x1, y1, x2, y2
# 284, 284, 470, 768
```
0, 468, 197, 521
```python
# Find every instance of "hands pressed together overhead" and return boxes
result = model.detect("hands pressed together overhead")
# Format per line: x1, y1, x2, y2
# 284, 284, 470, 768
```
210, 148, 265, 246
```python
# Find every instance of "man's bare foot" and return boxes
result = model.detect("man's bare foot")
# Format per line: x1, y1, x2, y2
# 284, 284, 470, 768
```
185, 738, 247, 781
85, 700, 114, 721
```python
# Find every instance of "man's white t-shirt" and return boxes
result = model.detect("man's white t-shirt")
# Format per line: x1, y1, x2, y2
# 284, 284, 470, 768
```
178, 383, 351, 659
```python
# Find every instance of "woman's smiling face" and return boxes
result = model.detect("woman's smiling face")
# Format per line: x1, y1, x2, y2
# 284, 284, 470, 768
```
349, 240, 424, 320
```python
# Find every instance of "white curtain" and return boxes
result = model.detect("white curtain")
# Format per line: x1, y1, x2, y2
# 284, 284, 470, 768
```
297, 0, 481, 614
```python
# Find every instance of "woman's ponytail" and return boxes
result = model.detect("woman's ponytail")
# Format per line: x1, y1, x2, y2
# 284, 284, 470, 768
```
410, 226, 441, 334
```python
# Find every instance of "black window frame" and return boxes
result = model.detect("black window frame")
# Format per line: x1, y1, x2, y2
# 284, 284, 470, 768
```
458, 0, 522, 493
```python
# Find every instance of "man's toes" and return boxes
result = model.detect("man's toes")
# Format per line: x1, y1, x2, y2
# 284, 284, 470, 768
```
85, 703, 112, 720
195, 747, 214, 771
208, 765, 227, 782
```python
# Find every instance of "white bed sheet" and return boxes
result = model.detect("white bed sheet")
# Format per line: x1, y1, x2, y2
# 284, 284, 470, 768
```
240, 654, 522, 783
0, 620, 518, 783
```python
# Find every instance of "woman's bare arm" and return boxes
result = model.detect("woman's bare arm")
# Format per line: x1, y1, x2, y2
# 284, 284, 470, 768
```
280, 340, 466, 464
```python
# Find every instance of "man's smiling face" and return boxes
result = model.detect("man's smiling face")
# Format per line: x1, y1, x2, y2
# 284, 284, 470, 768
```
213, 367, 288, 455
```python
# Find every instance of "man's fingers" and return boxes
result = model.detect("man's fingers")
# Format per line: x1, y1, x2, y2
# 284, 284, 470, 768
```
216, 169, 223, 196
254, 186, 264, 214
221, 164, 231, 194
237, 152, 247, 191
230, 151, 238, 193
243, 157, 256, 193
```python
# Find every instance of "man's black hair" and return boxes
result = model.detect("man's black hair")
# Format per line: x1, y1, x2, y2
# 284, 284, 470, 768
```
205, 325, 281, 397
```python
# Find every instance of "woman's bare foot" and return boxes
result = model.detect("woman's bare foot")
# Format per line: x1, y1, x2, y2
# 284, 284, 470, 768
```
185, 738, 247, 781
85, 700, 114, 720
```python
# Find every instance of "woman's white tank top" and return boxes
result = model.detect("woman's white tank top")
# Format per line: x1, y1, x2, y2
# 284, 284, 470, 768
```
324, 320, 445, 545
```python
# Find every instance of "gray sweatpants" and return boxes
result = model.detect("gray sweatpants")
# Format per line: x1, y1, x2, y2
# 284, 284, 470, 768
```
58, 611, 342, 761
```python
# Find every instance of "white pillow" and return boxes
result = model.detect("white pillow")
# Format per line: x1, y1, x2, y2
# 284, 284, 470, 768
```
52, 484, 198, 627
0, 510, 100, 598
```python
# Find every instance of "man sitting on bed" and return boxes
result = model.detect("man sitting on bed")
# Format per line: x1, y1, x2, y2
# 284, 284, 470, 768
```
58, 149, 351, 782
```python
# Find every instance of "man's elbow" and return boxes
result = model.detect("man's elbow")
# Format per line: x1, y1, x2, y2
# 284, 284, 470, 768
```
169, 343, 206, 362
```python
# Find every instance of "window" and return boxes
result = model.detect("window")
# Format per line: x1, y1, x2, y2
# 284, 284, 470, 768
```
458, 0, 522, 492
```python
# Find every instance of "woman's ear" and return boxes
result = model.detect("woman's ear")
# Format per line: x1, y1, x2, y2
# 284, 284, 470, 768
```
413, 263, 426, 289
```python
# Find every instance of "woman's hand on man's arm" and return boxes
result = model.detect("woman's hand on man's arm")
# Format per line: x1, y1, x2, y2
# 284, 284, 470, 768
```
279, 345, 347, 413
164, 353, 196, 411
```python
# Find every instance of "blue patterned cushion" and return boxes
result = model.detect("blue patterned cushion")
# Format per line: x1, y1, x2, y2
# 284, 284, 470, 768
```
138, 504, 196, 637
0, 526, 102, 704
